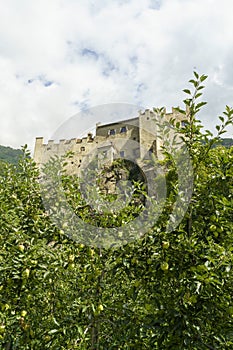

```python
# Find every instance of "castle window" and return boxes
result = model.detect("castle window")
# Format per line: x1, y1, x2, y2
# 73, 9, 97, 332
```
120, 126, 127, 133
81, 146, 85, 151
109, 129, 116, 136
120, 150, 125, 157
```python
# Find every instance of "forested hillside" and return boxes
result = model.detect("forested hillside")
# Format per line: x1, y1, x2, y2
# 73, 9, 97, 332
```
0, 145, 24, 165
219, 137, 233, 148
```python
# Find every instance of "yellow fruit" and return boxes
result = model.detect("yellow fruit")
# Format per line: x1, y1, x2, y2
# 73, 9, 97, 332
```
162, 241, 170, 249
4, 303, 10, 311
23, 269, 30, 278
18, 244, 25, 252
89, 248, 95, 257
210, 215, 215, 221
68, 263, 75, 269
21, 310, 27, 317
0, 325, 6, 334
68, 254, 75, 263
161, 262, 169, 271
97, 304, 104, 312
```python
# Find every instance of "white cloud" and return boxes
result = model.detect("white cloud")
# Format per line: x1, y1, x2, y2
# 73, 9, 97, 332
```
0, 0, 232, 151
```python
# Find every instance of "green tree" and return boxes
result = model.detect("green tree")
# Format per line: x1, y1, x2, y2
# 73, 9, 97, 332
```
0, 73, 232, 349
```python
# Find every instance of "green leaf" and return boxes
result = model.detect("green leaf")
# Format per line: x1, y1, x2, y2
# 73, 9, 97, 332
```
194, 71, 199, 79
219, 116, 225, 123
200, 74, 208, 82
195, 92, 202, 99
196, 102, 207, 109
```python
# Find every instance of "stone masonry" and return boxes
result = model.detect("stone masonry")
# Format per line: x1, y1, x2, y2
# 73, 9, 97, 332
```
33, 108, 184, 175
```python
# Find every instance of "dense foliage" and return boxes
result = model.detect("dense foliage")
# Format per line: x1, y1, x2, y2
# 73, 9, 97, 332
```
0, 145, 24, 166
0, 73, 232, 349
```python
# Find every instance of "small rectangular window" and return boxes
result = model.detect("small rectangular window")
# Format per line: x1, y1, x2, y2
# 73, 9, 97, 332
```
109, 129, 116, 135
120, 150, 125, 157
81, 146, 85, 151
120, 126, 127, 133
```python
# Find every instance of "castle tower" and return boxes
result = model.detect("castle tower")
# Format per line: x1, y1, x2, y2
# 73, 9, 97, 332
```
139, 109, 158, 159
33, 137, 44, 167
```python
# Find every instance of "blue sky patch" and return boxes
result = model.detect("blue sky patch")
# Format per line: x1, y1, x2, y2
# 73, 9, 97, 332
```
27, 76, 54, 87
81, 48, 99, 60
149, 0, 162, 10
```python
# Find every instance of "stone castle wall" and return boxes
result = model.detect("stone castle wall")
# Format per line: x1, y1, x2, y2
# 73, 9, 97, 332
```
33, 108, 184, 174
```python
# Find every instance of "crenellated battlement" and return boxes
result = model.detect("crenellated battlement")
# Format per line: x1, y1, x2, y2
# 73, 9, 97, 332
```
33, 107, 185, 173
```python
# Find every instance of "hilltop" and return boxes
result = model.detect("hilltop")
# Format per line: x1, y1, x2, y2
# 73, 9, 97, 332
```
0, 145, 24, 165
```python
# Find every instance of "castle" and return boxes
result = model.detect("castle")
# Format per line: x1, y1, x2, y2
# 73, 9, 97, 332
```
33, 107, 184, 174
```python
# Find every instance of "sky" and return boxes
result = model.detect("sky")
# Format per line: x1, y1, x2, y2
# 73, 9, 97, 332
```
0, 0, 233, 151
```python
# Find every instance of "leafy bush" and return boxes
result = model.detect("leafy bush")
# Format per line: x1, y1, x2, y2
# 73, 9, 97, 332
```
0, 73, 232, 349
